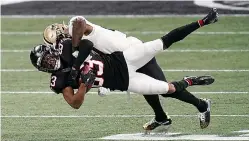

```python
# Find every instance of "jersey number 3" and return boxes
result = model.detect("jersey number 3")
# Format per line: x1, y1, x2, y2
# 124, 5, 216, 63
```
50, 76, 57, 87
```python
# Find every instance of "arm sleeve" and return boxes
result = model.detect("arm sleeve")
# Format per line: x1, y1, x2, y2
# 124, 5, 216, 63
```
68, 16, 86, 36
73, 39, 94, 70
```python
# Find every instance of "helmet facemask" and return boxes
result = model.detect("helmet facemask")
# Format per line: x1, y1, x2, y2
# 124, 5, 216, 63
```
39, 51, 61, 73
31, 45, 61, 73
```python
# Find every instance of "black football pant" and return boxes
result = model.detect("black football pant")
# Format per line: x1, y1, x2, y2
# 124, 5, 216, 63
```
137, 57, 205, 121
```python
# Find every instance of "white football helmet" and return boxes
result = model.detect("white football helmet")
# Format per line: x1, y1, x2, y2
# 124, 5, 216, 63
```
43, 23, 70, 45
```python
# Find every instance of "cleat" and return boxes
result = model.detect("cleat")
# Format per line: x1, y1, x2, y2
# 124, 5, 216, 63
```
202, 8, 219, 25
199, 98, 211, 129
184, 75, 215, 86
143, 118, 172, 132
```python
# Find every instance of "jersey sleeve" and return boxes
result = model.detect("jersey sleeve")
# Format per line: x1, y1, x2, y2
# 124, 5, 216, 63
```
68, 16, 86, 36
50, 74, 68, 94
73, 39, 93, 69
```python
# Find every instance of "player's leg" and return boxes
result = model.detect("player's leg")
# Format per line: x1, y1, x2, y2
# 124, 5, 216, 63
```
128, 71, 214, 95
163, 90, 211, 129
124, 8, 218, 70
137, 58, 172, 131
140, 58, 210, 114
161, 8, 218, 50
137, 58, 168, 121
123, 38, 164, 71
136, 58, 213, 129
128, 71, 171, 94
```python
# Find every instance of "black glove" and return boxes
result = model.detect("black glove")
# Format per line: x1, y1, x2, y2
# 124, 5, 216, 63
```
67, 67, 80, 87
69, 67, 80, 80
81, 69, 96, 87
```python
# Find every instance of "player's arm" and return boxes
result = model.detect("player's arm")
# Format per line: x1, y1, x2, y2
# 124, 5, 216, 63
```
50, 75, 86, 109
73, 39, 93, 70
63, 67, 96, 109
62, 84, 87, 109
68, 16, 87, 48
69, 39, 94, 81
50, 72, 93, 109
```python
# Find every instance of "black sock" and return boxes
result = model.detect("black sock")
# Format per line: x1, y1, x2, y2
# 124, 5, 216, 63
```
143, 95, 168, 121
162, 90, 207, 112
198, 99, 208, 112
171, 80, 189, 93
161, 21, 201, 49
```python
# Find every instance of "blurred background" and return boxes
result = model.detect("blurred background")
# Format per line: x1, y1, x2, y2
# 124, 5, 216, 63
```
1, 0, 249, 15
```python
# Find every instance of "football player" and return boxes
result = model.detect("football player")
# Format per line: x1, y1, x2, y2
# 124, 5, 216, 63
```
30, 38, 214, 108
42, 8, 218, 130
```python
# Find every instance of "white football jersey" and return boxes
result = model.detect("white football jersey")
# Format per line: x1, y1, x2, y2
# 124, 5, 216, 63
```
68, 16, 136, 54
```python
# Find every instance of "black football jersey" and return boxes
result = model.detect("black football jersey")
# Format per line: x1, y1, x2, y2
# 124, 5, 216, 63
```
50, 39, 129, 94
50, 39, 79, 94
84, 50, 129, 91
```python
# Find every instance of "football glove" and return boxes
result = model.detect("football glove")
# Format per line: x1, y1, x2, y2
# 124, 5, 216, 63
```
69, 67, 80, 80
81, 65, 96, 87
68, 67, 80, 87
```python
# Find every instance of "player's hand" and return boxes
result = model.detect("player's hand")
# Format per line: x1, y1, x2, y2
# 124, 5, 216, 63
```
98, 87, 111, 97
81, 65, 96, 87
69, 67, 79, 81
81, 70, 96, 87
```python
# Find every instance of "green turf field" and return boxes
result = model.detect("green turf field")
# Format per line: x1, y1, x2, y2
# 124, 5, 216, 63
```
1, 16, 249, 141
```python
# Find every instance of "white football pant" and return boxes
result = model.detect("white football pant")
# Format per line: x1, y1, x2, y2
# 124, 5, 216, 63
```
123, 39, 170, 95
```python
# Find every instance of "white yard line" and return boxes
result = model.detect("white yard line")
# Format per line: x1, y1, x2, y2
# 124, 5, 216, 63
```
1, 14, 249, 18
2, 31, 249, 35
1, 32, 41, 35
102, 132, 249, 140
162, 69, 249, 72
2, 49, 249, 53
1, 69, 249, 72
163, 49, 249, 52
1, 91, 248, 94
234, 130, 249, 133
0, 69, 36, 72
1, 114, 249, 118
125, 31, 249, 35
1, 49, 30, 52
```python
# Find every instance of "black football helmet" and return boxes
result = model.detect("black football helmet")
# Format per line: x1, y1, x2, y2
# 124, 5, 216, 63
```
30, 44, 61, 73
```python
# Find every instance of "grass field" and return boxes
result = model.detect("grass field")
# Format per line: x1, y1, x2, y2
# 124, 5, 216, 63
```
1, 16, 249, 141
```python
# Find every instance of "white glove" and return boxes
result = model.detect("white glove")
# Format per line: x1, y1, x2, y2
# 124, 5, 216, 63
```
98, 87, 111, 97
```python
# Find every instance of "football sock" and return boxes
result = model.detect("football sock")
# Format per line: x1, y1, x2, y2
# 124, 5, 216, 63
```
198, 99, 208, 112
143, 95, 168, 121
161, 21, 202, 49
162, 90, 207, 112
171, 80, 189, 93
